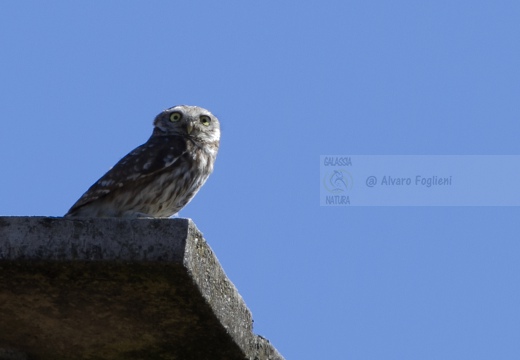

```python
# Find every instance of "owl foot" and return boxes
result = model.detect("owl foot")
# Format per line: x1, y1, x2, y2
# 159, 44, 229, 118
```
121, 211, 156, 219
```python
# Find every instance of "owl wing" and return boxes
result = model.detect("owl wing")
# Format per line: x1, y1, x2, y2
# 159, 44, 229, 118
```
66, 135, 187, 215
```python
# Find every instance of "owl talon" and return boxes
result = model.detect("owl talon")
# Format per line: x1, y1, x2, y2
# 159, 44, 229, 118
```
122, 212, 155, 219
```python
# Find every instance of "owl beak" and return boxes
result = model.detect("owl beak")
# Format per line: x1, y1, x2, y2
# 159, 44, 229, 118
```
186, 122, 194, 134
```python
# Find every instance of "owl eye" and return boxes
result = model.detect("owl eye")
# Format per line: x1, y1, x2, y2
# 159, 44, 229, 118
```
170, 112, 183, 122
200, 115, 211, 126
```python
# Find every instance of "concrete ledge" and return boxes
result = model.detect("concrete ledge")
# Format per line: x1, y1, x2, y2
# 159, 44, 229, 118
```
0, 217, 283, 360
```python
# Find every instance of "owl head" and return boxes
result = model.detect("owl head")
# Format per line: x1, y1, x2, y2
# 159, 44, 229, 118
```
153, 105, 220, 143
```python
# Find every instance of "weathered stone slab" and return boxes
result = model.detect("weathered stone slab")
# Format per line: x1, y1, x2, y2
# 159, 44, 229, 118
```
0, 217, 283, 360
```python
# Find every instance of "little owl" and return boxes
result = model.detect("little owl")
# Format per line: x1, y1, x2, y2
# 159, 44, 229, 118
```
65, 105, 220, 218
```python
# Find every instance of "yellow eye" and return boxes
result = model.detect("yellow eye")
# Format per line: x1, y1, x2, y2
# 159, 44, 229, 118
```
200, 115, 211, 126
170, 112, 182, 122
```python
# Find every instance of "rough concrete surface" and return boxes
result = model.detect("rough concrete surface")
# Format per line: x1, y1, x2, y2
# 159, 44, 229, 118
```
0, 217, 284, 360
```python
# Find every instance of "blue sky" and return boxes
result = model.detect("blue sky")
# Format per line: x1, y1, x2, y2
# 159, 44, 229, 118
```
1, 1, 520, 359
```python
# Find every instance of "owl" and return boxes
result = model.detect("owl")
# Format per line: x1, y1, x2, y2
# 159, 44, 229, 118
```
65, 105, 220, 218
